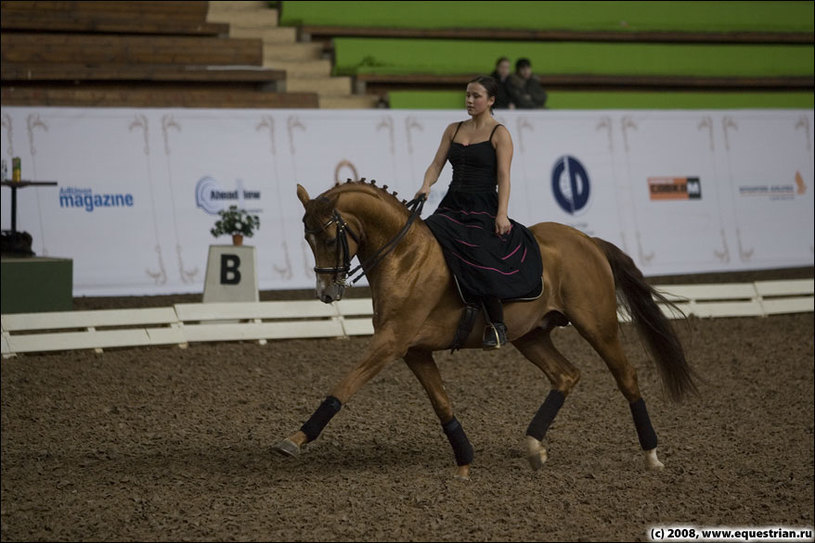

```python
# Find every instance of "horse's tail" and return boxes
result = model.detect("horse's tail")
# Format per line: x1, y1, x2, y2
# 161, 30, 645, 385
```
593, 237, 697, 402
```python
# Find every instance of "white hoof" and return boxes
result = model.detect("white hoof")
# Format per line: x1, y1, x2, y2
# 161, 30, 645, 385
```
453, 465, 471, 481
526, 436, 548, 471
273, 438, 301, 458
644, 447, 664, 470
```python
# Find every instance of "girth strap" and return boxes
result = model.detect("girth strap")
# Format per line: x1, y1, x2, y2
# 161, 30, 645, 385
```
449, 303, 480, 353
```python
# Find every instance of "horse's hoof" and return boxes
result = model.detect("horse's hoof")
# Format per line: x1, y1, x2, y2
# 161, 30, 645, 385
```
453, 465, 471, 481
273, 438, 301, 458
644, 448, 664, 471
527, 449, 548, 470
526, 436, 547, 471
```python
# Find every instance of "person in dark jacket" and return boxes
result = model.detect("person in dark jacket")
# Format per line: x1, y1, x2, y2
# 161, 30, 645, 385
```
507, 58, 547, 109
490, 56, 515, 109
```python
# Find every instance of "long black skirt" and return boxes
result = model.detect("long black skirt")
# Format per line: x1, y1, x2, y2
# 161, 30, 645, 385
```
424, 189, 542, 302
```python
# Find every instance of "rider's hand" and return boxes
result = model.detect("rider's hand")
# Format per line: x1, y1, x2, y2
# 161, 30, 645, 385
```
495, 214, 512, 236
415, 185, 430, 201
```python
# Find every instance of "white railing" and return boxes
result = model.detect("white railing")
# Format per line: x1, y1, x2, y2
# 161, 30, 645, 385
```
2, 279, 812, 357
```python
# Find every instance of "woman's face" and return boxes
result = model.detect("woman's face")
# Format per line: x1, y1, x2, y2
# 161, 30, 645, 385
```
496, 60, 510, 79
465, 83, 494, 115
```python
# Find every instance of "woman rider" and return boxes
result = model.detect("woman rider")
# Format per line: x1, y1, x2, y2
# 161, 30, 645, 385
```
416, 75, 542, 349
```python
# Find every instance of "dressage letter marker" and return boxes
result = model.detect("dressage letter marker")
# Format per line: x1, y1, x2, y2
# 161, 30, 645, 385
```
203, 245, 259, 303
220, 254, 242, 285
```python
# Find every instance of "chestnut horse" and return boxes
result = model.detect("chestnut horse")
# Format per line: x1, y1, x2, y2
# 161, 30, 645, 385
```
275, 180, 696, 479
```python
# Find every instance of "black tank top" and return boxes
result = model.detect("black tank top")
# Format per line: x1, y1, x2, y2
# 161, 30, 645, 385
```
447, 122, 502, 193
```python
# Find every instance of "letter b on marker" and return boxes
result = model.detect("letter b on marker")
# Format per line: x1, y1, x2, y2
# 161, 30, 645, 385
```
203, 245, 258, 303
220, 254, 241, 284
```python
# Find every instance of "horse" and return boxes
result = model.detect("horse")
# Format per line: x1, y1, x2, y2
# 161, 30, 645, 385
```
274, 179, 696, 480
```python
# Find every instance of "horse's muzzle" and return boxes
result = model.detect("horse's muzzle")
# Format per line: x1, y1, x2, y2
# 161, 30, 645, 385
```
316, 279, 344, 303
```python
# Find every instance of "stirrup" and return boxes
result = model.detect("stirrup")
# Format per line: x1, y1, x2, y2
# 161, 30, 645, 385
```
483, 322, 507, 350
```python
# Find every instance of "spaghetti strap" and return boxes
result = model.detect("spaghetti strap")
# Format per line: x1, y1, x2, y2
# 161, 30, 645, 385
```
450, 121, 464, 142
489, 124, 503, 143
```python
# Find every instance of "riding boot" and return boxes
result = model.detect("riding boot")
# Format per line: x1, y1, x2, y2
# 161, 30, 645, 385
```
481, 296, 507, 350
483, 322, 508, 350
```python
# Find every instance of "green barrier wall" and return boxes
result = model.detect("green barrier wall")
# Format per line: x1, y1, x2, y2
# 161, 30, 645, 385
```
387, 90, 815, 110
280, 1, 814, 110
334, 38, 814, 77
281, 1, 813, 33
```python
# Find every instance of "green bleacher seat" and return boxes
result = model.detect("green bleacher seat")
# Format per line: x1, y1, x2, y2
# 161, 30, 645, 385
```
281, 1, 813, 34
280, 0, 814, 110
387, 90, 815, 110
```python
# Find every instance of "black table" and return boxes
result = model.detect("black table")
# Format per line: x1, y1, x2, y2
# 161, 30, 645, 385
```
2, 180, 58, 233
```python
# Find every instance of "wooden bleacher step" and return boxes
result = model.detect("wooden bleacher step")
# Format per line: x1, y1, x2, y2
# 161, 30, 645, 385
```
204, 0, 379, 109
262, 58, 332, 77
318, 95, 382, 109
230, 25, 297, 43
286, 76, 352, 96
1, 33, 264, 67
206, 1, 277, 26
0, 86, 319, 109
263, 42, 324, 62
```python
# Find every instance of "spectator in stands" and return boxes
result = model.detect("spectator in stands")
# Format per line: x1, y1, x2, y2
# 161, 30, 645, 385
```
507, 58, 547, 109
414, 76, 543, 350
490, 56, 515, 109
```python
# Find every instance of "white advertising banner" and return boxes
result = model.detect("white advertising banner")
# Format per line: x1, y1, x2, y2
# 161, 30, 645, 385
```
1, 107, 812, 296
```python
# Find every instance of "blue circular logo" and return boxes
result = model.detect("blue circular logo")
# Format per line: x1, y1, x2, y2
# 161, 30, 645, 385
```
551, 156, 591, 215
195, 176, 224, 215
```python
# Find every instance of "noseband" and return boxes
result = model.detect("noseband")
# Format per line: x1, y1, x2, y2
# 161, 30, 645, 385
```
306, 196, 425, 287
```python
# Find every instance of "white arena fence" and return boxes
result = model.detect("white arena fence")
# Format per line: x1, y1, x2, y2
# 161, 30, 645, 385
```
2, 280, 813, 358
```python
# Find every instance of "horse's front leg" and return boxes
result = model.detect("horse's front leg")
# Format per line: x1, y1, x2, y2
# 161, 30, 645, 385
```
404, 349, 473, 480
274, 329, 406, 458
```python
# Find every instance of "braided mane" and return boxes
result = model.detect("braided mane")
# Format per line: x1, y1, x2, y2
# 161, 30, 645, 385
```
326, 178, 413, 216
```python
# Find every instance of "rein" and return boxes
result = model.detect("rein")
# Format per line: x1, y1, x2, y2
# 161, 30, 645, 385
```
307, 195, 425, 286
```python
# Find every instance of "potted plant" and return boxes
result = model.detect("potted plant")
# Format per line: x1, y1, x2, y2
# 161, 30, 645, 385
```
210, 205, 260, 246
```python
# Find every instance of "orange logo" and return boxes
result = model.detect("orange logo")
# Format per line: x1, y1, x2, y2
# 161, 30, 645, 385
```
648, 177, 701, 201
795, 171, 807, 195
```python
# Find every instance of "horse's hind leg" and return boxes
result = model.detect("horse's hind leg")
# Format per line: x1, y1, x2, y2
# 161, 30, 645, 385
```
404, 348, 473, 480
512, 327, 581, 471
572, 319, 665, 471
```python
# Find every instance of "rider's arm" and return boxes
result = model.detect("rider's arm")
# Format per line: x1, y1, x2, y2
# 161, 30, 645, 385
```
494, 125, 513, 235
416, 123, 455, 199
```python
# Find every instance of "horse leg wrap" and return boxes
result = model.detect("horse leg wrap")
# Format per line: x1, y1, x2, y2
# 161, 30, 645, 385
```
526, 389, 565, 441
629, 398, 658, 450
442, 417, 474, 466
300, 396, 342, 443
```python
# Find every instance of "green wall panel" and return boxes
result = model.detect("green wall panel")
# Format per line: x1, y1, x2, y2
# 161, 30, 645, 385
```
387, 90, 815, 110
335, 38, 814, 77
281, 1, 813, 33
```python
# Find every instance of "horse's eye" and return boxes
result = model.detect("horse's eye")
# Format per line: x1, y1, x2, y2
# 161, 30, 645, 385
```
325, 237, 337, 247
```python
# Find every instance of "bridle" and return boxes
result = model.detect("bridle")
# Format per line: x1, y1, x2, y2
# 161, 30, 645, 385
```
305, 209, 359, 284
305, 195, 426, 287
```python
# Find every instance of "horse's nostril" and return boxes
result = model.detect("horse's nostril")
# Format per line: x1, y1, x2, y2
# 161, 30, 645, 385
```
321, 294, 333, 303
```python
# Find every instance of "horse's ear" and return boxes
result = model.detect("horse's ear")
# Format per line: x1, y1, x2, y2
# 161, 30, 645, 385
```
296, 184, 310, 208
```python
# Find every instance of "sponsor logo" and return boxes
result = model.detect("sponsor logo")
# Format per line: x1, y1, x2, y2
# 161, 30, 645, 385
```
738, 171, 807, 201
551, 155, 591, 215
795, 171, 807, 195
196, 176, 262, 215
59, 187, 134, 212
648, 177, 701, 201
